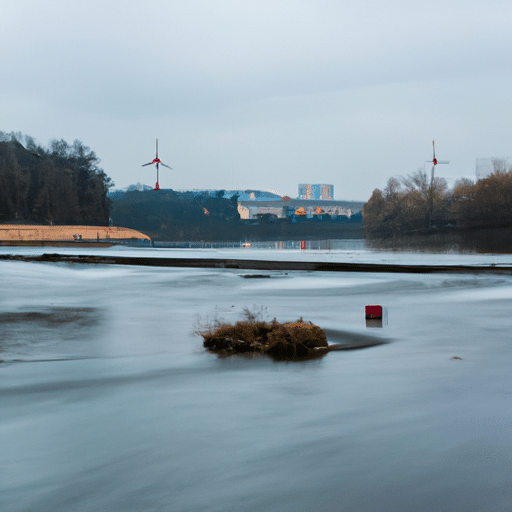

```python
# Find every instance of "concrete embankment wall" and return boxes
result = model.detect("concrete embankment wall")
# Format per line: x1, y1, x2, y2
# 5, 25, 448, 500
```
0, 225, 150, 242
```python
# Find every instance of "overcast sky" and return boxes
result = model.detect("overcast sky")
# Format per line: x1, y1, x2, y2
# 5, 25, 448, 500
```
2, 0, 511, 200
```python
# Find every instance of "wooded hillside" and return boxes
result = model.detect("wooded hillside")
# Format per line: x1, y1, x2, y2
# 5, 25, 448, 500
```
0, 132, 112, 225
110, 190, 241, 241
362, 163, 512, 251
363, 165, 512, 236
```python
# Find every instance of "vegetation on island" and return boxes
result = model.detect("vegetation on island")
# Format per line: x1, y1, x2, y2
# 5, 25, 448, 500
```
195, 307, 329, 361
362, 163, 512, 252
0, 132, 112, 225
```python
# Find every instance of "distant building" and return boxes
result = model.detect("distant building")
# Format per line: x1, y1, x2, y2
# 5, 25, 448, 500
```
237, 199, 354, 220
298, 184, 333, 200
475, 158, 510, 180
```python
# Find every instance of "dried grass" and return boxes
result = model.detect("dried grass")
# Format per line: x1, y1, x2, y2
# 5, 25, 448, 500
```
195, 307, 328, 361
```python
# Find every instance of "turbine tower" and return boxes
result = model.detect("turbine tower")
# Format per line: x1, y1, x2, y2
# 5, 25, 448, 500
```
429, 140, 450, 186
142, 139, 172, 190
427, 140, 450, 228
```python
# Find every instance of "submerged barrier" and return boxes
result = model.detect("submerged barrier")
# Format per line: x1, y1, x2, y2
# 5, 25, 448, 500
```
2, 253, 512, 274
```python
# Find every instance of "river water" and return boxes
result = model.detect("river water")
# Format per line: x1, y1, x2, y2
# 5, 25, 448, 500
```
1, 247, 512, 511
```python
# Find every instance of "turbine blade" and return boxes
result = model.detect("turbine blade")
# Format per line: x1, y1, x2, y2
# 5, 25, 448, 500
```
156, 138, 158, 158
142, 162, 153, 167
160, 163, 173, 169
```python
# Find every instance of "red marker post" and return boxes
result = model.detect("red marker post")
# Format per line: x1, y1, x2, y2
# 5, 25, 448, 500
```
366, 305, 384, 328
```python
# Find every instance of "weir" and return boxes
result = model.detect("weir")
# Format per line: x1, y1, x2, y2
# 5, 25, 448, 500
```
2, 253, 512, 274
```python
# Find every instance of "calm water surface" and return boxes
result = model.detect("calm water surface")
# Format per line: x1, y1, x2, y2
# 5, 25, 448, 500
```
1, 250, 511, 511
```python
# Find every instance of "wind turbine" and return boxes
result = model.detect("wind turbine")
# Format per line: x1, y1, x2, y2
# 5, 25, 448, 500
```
142, 139, 172, 190
429, 140, 450, 185
427, 140, 450, 228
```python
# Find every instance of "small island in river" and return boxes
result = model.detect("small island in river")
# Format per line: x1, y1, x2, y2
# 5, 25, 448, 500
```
197, 314, 330, 361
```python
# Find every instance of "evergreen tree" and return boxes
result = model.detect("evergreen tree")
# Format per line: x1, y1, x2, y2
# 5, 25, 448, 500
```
0, 132, 113, 225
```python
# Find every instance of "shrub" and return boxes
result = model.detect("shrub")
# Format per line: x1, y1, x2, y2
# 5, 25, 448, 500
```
195, 308, 328, 361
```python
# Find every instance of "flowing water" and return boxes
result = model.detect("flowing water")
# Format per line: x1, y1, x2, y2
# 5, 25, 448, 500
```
1, 248, 512, 511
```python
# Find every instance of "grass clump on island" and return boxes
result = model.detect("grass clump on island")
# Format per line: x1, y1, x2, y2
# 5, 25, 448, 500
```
195, 306, 329, 361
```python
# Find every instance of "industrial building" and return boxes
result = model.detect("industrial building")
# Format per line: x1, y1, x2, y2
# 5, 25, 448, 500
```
236, 183, 363, 220
237, 199, 356, 221
298, 184, 334, 200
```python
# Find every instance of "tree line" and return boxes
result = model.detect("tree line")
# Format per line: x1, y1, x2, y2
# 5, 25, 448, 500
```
362, 161, 512, 241
0, 131, 112, 225
110, 190, 364, 242
110, 189, 241, 241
